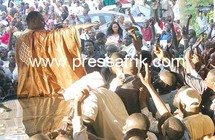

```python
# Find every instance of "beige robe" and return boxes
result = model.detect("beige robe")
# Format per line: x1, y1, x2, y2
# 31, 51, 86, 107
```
83, 87, 129, 140
184, 113, 214, 140
16, 27, 86, 98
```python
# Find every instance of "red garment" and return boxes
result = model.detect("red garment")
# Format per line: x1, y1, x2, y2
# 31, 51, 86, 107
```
119, 0, 128, 3
158, 21, 180, 32
158, 20, 164, 29
6, 15, 13, 22
141, 27, 152, 41
0, 33, 9, 45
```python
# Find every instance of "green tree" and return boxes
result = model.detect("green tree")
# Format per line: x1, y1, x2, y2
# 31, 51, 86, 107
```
181, 0, 213, 35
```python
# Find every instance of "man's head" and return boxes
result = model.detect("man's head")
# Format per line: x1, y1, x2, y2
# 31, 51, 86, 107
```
123, 21, 132, 31
173, 86, 189, 108
15, 21, 24, 31
140, 50, 152, 68
188, 37, 197, 48
109, 52, 124, 75
8, 51, 15, 64
116, 2, 122, 8
123, 59, 138, 75
84, 40, 95, 56
131, 0, 135, 5
188, 29, 196, 40
205, 69, 215, 91
142, 19, 149, 28
159, 70, 176, 86
163, 22, 171, 33
123, 113, 150, 134
96, 32, 106, 45
0, 60, 3, 66
162, 117, 185, 140
123, 33, 132, 46
153, 70, 176, 94
117, 15, 124, 25
106, 45, 119, 57
178, 88, 201, 114
0, 47, 7, 60
208, 52, 215, 68
87, 28, 96, 40
26, 11, 45, 30
29, 133, 50, 140
123, 128, 147, 140
204, 41, 215, 50
164, 16, 172, 23
76, 1, 80, 6
83, 9, 89, 16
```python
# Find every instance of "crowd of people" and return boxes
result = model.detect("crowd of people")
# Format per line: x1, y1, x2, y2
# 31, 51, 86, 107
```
0, 0, 215, 139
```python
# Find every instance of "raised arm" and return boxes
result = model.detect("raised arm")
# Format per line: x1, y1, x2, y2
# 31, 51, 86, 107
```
152, 2, 160, 24
150, 18, 156, 45
139, 63, 169, 116
182, 26, 189, 50
7, 26, 16, 51
127, 27, 142, 57
186, 15, 192, 39
74, 22, 100, 30
127, 9, 138, 25
73, 89, 89, 140
169, 20, 178, 51
206, 22, 214, 41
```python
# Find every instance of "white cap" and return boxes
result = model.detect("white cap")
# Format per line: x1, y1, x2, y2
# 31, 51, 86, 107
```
0, 20, 8, 26
178, 88, 201, 107
63, 72, 106, 100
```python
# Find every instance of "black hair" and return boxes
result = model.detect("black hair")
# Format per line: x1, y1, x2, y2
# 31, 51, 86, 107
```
140, 50, 152, 65
61, 6, 69, 22
106, 21, 123, 38
162, 117, 185, 140
15, 21, 23, 31
84, 39, 95, 47
188, 29, 196, 37
96, 32, 106, 39
123, 128, 147, 140
82, 39, 95, 54
158, 112, 172, 134
26, 11, 41, 26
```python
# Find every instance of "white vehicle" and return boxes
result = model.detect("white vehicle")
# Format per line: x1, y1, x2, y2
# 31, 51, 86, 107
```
101, 3, 131, 12
101, 3, 151, 18
77, 10, 129, 25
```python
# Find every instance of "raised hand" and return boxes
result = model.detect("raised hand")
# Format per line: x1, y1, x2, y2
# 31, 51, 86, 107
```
149, 18, 155, 26
8, 26, 16, 34
127, 8, 131, 15
182, 26, 188, 39
139, 63, 151, 86
192, 36, 204, 49
127, 27, 135, 35
188, 15, 193, 20
152, 2, 158, 10
184, 49, 192, 61
153, 43, 166, 59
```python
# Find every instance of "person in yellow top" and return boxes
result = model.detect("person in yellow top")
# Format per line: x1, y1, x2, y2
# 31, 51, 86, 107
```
16, 11, 98, 98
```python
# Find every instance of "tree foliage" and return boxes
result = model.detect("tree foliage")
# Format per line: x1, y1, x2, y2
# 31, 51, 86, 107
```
182, 0, 214, 35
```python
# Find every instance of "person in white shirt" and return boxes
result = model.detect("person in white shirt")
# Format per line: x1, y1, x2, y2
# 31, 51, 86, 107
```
64, 72, 158, 140
195, 9, 208, 31
87, 0, 98, 11
130, 0, 143, 17
121, 33, 136, 58
3, 51, 16, 82
73, 1, 84, 15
